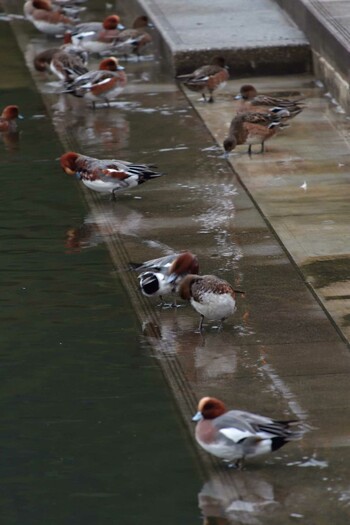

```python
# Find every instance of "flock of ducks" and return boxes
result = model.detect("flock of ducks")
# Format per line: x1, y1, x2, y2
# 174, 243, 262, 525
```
1, 0, 306, 468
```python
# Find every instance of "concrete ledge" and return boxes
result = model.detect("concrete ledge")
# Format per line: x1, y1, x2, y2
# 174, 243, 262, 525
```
135, 0, 311, 75
172, 45, 311, 77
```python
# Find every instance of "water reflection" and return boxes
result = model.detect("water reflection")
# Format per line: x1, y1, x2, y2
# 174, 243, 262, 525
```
142, 309, 250, 381
65, 202, 144, 251
0, 130, 20, 152
198, 472, 279, 525
197, 446, 350, 525
51, 94, 130, 150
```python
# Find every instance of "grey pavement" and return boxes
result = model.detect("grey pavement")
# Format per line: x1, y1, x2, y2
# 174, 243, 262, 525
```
138, 0, 350, 108
135, 0, 350, 344
134, 0, 310, 74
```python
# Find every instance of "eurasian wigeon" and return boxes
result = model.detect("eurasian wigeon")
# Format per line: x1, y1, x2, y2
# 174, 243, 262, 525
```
70, 15, 124, 54
33, 33, 88, 73
50, 49, 88, 81
60, 152, 164, 200
132, 252, 199, 306
223, 109, 290, 155
29, 0, 76, 35
192, 397, 302, 468
235, 84, 305, 118
110, 16, 153, 59
51, 0, 86, 20
176, 274, 237, 331
63, 57, 127, 108
176, 56, 229, 103
0, 105, 23, 133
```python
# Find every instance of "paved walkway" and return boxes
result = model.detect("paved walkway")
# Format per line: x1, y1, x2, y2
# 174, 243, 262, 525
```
136, 0, 350, 344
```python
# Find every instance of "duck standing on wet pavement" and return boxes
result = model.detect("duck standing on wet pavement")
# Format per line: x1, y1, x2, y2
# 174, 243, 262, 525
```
70, 14, 124, 54
192, 397, 303, 468
60, 151, 164, 200
175, 273, 238, 332
109, 16, 153, 60
235, 84, 306, 118
223, 109, 290, 155
25, 0, 77, 35
62, 57, 127, 108
33, 33, 88, 76
176, 56, 229, 103
132, 251, 199, 307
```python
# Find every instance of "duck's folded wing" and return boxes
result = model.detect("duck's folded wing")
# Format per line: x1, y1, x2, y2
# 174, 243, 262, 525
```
229, 410, 298, 437
254, 94, 305, 108
132, 253, 178, 273
69, 70, 111, 90
213, 411, 257, 437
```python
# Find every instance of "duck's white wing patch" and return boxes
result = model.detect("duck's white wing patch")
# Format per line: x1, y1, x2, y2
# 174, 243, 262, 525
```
219, 427, 255, 443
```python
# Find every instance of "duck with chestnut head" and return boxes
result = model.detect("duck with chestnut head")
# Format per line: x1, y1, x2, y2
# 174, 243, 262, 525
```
192, 397, 302, 468
63, 57, 127, 108
133, 251, 199, 307
0, 106, 23, 133
60, 151, 163, 200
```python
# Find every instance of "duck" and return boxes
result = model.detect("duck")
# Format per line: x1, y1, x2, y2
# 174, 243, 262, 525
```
235, 84, 305, 118
50, 48, 88, 81
110, 15, 153, 59
223, 109, 290, 155
176, 274, 237, 331
60, 151, 164, 200
0, 105, 23, 133
28, 0, 76, 35
192, 396, 302, 468
132, 252, 199, 306
51, 0, 86, 19
70, 15, 124, 54
176, 56, 229, 103
63, 57, 127, 108
33, 33, 88, 74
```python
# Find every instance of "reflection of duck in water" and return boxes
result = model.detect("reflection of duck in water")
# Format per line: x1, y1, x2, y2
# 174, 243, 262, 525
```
192, 397, 302, 468
0, 106, 23, 152
198, 472, 278, 525
72, 111, 129, 151
65, 203, 145, 251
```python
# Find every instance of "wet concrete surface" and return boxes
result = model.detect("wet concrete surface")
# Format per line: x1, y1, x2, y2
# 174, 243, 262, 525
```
186, 75, 350, 344
3, 0, 350, 523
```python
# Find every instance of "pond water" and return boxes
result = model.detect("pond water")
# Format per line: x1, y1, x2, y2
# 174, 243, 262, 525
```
0, 12, 201, 525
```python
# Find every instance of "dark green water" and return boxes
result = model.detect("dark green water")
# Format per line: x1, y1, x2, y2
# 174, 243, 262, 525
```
0, 18, 201, 525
